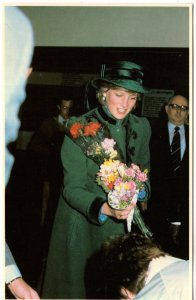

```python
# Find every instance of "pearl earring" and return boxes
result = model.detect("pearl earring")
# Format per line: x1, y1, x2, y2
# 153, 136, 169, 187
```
101, 94, 106, 104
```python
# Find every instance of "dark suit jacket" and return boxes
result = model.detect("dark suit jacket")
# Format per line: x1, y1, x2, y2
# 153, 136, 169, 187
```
149, 120, 189, 228
28, 116, 66, 181
150, 122, 189, 184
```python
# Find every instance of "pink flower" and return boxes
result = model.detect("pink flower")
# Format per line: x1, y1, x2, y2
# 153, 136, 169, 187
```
131, 163, 140, 172
127, 180, 137, 192
114, 178, 123, 186
125, 167, 136, 178
136, 172, 147, 182
101, 138, 116, 151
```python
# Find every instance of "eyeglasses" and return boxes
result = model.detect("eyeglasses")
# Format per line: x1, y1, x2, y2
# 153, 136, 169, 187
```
168, 103, 189, 112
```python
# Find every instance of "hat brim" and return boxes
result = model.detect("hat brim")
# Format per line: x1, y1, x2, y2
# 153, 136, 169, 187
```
91, 78, 148, 94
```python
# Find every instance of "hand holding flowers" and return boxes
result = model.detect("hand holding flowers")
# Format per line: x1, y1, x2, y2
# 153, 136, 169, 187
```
101, 200, 135, 221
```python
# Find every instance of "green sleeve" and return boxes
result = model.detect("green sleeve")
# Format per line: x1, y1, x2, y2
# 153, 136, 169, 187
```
60, 135, 107, 225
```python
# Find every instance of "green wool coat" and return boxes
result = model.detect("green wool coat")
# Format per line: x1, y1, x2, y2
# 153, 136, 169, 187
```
42, 106, 151, 299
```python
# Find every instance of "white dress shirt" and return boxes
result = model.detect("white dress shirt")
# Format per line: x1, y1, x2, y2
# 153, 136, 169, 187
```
135, 255, 190, 300
168, 122, 186, 160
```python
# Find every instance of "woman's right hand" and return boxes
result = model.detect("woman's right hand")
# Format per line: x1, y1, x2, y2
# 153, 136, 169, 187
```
101, 202, 135, 220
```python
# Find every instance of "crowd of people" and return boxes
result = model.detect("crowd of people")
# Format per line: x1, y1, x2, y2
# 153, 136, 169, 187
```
4, 6, 190, 300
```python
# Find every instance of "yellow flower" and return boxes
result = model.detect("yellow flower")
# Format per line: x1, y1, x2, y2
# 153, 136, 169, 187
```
124, 182, 130, 190
108, 173, 118, 183
104, 159, 114, 166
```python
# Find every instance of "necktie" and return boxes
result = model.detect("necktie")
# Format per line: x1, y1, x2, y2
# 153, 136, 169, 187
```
63, 120, 67, 127
170, 126, 181, 172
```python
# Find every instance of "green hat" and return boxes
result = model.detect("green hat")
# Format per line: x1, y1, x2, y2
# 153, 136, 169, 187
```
92, 60, 148, 93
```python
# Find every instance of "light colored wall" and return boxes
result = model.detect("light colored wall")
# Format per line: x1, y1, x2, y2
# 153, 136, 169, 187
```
19, 6, 190, 47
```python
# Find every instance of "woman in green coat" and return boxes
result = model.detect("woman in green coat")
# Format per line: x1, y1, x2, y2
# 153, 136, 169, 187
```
42, 60, 151, 299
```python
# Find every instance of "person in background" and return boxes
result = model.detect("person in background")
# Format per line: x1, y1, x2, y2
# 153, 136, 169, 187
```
29, 97, 73, 226
4, 6, 40, 299
148, 95, 189, 259
28, 96, 74, 271
41, 60, 151, 299
100, 233, 190, 299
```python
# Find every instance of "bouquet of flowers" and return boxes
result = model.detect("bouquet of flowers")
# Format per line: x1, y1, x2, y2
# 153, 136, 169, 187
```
96, 159, 152, 237
69, 119, 152, 237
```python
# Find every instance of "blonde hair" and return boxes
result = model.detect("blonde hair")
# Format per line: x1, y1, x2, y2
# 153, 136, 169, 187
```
96, 82, 141, 105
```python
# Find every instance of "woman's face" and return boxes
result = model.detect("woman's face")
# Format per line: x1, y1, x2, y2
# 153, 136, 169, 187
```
105, 88, 138, 119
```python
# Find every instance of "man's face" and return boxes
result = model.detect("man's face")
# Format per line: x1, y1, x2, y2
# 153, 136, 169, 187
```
165, 95, 189, 125
58, 99, 73, 120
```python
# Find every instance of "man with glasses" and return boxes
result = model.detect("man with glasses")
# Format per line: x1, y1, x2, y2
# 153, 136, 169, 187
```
166, 95, 189, 124
148, 95, 189, 260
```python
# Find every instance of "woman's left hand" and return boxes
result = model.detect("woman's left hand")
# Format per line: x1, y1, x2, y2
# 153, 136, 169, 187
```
101, 202, 135, 220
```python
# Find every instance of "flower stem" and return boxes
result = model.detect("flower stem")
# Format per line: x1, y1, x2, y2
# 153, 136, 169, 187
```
133, 206, 153, 238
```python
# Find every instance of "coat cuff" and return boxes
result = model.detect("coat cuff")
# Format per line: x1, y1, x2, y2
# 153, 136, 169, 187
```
138, 181, 150, 202
89, 197, 106, 225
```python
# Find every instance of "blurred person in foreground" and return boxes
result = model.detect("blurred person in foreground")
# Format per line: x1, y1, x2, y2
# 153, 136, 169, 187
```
4, 6, 40, 299
101, 233, 190, 299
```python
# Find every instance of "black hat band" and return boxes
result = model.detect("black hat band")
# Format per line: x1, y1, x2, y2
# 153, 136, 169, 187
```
103, 68, 143, 84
